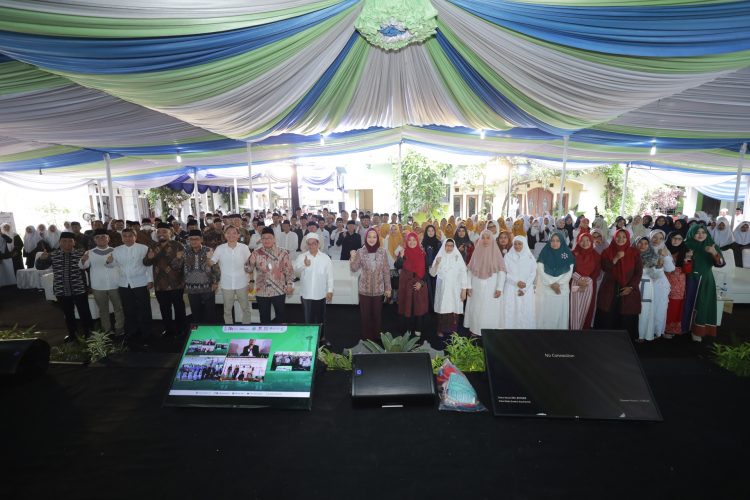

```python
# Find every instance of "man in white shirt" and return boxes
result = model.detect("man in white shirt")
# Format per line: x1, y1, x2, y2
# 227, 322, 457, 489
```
270, 212, 283, 239
328, 218, 345, 260
294, 233, 333, 343
79, 229, 124, 335
112, 228, 153, 343
277, 220, 299, 262
210, 226, 252, 324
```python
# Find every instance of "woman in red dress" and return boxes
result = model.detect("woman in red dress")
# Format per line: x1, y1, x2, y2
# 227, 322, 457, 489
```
664, 231, 693, 337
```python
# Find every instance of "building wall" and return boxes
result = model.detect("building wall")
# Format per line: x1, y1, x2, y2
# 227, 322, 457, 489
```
345, 163, 397, 213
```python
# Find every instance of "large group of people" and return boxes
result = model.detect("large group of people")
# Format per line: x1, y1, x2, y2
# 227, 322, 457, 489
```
3, 204, 745, 347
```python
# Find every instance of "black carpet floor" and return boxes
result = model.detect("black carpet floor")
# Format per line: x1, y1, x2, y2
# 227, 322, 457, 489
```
1, 286, 749, 499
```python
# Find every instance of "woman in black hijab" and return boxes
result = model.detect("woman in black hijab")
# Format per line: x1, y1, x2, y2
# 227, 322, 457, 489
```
422, 225, 442, 312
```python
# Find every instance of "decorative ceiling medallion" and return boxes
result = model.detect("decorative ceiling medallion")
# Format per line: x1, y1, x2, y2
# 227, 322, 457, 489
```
355, 0, 438, 51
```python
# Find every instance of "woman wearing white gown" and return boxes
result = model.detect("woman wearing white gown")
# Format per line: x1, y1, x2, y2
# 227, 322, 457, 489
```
648, 229, 674, 339
430, 239, 468, 337
535, 231, 575, 330
503, 236, 537, 329
635, 236, 659, 342
464, 230, 506, 336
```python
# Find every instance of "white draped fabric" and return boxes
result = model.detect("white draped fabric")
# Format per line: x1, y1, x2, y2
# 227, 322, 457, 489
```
535, 262, 574, 330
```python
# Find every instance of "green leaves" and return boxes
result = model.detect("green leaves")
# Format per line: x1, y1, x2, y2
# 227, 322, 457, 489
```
317, 346, 353, 370
712, 342, 750, 377
396, 150, 453, 218
362, 331, 423, 353
443, 333, 485, 372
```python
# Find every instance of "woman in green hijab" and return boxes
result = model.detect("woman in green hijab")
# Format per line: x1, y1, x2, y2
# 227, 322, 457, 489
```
684, 224, 725, 341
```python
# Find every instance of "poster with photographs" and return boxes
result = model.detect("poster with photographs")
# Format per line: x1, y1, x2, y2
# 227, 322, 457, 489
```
220, 358, 268, 383
186, 338, 229, 356
227, 338, 272, 358
176, 356, 225, 381
271, 352, 313, 372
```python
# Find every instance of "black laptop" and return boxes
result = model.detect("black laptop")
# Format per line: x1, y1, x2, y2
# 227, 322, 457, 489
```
351, 352, 436, 407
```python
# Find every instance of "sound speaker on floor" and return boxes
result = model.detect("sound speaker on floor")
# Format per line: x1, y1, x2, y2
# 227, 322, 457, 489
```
0, 339, 50, 380
351, 352, 436, 407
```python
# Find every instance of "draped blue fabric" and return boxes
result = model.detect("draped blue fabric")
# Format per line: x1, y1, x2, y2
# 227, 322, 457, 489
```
105, 138, 245, 156
695, 176, 748, 201
435, 31, 572, 135
422, 125, 749, 151
0, 149, 119, 172
0, 0, 358, 73
448, 0, 750, 56
244, 31, 360, 141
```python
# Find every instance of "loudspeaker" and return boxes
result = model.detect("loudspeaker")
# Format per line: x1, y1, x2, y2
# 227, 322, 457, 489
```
0, 339, 50, 380
351, 352, 436, 407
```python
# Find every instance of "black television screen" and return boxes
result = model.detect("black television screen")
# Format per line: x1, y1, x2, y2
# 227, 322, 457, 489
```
482, 329, 662, 421
164, 324, 319, 410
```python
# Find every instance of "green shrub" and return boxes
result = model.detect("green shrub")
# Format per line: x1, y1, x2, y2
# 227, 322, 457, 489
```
712, 342, 750, 377
317, 347, 353, 371
442, 333, 485, 372
362, 331, 422, 353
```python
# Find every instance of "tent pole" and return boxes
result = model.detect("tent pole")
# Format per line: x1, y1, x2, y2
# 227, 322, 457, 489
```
96, 180, 105, 220
730, 142, 747, 229
620, 162, 631, 217
233, 177, 239, 214
193, 168, 200, 217
246, 143, 255, 213
507, 159, 512, 219
558, 135, 569, 215
104, 153, 116, 220
290, 162, 300, 214
267, 168, 272, 211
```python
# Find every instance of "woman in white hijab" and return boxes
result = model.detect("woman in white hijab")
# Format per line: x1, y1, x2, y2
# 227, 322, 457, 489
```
731, 220, 750, 268
503, 236, 537, 329
629, 215, 649, 241
44, 224, 61, 250
22, 225, 42, 268
649, 229, 675, 339
430, 238, 468, 338
710, 216, 734, 250
0, 227, 16, 286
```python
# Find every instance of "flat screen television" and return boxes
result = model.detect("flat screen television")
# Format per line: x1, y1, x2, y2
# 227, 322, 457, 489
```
483, 329, 662, 421
164, 324, 320, 410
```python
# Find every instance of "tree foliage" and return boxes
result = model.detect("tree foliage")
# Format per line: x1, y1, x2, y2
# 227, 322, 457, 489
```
145, 186, 191, 216
396, 150, 453, 218
648, 186, 684, 213
595, 164, 635, 222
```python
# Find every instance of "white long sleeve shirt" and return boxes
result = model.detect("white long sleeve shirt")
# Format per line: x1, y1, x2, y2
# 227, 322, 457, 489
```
79, 247, 120, 291
212, 242, 251, 290
112, 243, 153, 288
293, 251, 334, 301
277, 231, 300, 261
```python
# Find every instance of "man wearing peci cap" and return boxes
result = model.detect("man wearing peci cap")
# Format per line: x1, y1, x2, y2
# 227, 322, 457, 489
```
143, 222, 187, 337
245, 227, 294, 324
36, 232, 93, 342
112, 228, 153, 344
294, 233, 333, 343
79, 229, 124, 335
184, 229, 221, 324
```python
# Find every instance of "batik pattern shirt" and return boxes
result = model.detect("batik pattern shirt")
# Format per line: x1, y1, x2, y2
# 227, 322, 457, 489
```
142, 240, 185, 291
36, 249, 87, 296
245, 246, 294, 297
184, 245, 221, 294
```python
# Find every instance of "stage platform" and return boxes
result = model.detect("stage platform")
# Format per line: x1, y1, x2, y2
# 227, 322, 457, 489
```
4, 355, 748, 500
